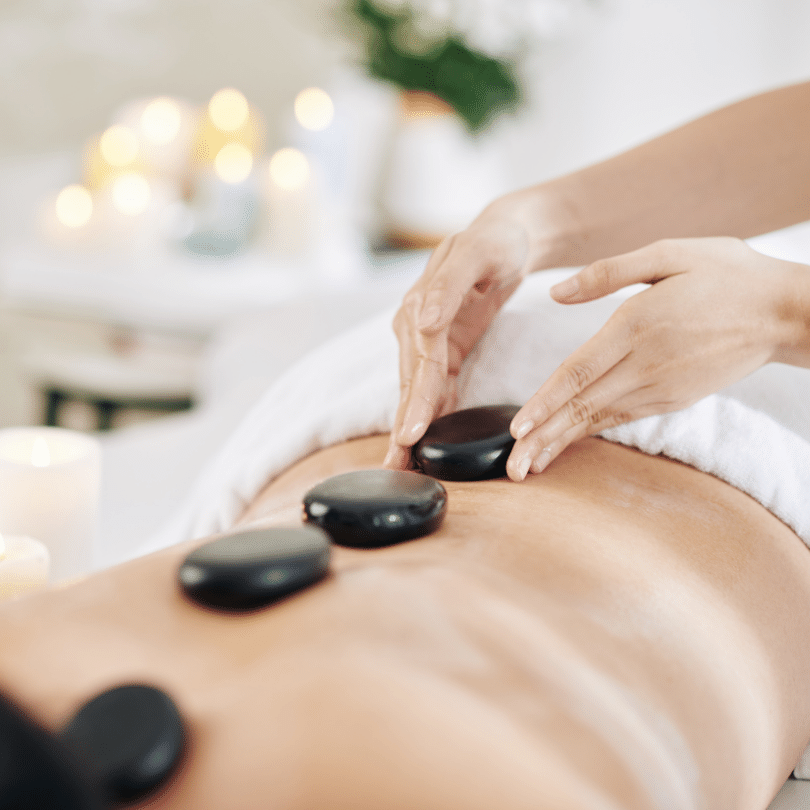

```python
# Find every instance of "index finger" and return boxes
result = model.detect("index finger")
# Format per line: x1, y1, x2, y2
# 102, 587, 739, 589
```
510, 315, 633, 440
396, 327, 450, 446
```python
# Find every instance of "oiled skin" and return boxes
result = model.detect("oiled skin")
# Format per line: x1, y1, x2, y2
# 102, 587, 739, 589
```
0, 436, 809, 810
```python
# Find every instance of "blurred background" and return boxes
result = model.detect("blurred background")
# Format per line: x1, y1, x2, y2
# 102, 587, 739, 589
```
1, 0, 809, 561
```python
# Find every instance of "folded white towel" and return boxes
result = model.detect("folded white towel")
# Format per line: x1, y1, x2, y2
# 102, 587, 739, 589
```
134, 273, 810, 778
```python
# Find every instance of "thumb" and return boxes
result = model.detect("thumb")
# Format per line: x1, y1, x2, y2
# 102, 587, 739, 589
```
550, 244, 679, 303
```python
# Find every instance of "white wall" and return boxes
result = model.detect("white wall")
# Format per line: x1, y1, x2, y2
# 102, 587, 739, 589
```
0, 0, 810, 175
0, 0, 345, 159
1, 0, 809, 200
500, 0, 810, 185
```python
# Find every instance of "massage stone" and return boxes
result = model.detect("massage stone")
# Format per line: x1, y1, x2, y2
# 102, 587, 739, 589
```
303, 469, 447, 549
178, 525, 331, 611
413, 404, 521, 481
59, 684, 185, 805
0, 689, 102, 810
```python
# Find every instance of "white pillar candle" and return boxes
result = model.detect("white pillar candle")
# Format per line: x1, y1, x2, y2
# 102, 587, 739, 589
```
0, 428, 101, 583
265, 148, 320, 258
0, 534, 49, 601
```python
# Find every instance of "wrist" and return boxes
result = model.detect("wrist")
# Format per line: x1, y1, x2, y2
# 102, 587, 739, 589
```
770, 262, 810, 368
482, 183, 586, 274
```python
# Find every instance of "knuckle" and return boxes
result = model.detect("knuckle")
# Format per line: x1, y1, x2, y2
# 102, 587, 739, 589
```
649, 237, 679, 257
648, 238, 684, 268
651, 237, 676, 251
601, 411, 634, 429
563, 361, 597, 395
566, 395, 595, 426
402, 290, 424, 315
589, 258, 621, 291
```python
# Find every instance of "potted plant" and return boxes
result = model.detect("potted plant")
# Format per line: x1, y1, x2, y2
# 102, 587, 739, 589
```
344, 0, 589, 245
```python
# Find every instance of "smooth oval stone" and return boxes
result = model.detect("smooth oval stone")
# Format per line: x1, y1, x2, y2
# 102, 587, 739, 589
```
179, 525, 331, 611
413, 404, 521, 481
303, 469, 447, 549
0, 689, 102, 810
59, 684, 184, 805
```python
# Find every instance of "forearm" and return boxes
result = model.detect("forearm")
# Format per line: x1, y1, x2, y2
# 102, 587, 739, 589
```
516, 81, 810, 270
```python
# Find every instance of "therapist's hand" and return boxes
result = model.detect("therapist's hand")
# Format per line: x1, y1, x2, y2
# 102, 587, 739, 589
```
506, 236, 807, 481
384, 197, 536, 468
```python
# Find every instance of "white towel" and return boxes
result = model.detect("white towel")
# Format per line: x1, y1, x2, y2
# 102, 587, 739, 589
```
134, 272, 810, 777
136, 273, 810, 554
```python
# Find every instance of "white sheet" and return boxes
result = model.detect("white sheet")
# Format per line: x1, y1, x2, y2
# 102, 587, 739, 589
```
134, 271, 810, 778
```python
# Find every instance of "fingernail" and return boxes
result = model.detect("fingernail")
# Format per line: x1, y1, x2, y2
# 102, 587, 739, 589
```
551, 276, 579, 299
383, 447, 396, 466
398, 420, 426, 445
418, 306, 441, 330
516, 455, 531, 481
531, 448, 552, 474
514, 420, 533, 440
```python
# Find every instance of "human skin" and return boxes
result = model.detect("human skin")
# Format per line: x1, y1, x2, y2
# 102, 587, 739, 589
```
385, 80, 810, 477
0, 436, 809, 809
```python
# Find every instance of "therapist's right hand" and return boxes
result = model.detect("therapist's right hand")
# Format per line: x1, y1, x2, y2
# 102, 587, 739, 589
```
384, 198, 534, 469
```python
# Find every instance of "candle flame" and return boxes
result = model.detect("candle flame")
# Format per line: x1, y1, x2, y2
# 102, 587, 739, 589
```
31, 437, 51, 468
209, 88, 249, 132
294, 87, 334, 131
55, 185, 93, 228
111, 172, 151, 216
214, 143, 253, 184
269, 148, 309, 191
141, 97, 181, 145
0, 534, 5, 561
100, 125, 139, 167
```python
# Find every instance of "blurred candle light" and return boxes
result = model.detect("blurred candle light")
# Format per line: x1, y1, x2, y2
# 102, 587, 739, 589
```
269, 148, 310, 191
209, 88, 249, 132
141, 97, 182, 145
99, 124, 139, 167
0, 428, 101, 583
111, 172, 151, 215
214, 142, 253, 184
267, 148, 316, 257
0, 533, 49, 601
30, 437, 50, 467
294, 87, 334, 131
55, 184, 93, 228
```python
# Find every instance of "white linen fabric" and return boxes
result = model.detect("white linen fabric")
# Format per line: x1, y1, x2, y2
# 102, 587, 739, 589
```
135, 271, 810, 777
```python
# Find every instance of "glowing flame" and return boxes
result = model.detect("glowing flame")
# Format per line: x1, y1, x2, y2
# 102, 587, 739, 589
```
111, 172, 151, 215
100, 125, 139, 167
294, 88, 334, 131
31, 437, 51, 468
55, 185, 93, 228
141, 97, 182, 145
269, 148, 309, 191
214, 143, 253, 184
208, 88, 249, 132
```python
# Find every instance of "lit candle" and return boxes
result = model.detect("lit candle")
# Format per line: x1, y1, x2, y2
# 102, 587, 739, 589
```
0, 428, 101, 583
0, 533, 49, 601
266, 147, 318, 257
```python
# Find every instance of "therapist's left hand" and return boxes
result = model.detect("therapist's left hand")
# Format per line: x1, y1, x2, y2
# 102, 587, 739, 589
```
506, 236, 808, 481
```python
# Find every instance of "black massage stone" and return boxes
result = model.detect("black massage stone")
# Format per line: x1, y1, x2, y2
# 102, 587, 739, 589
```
413, 404, 521, 481
303, 469, 447, 549
0, 690, 102, 810
179, 525, 331, 611
59, 684, 184, 805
